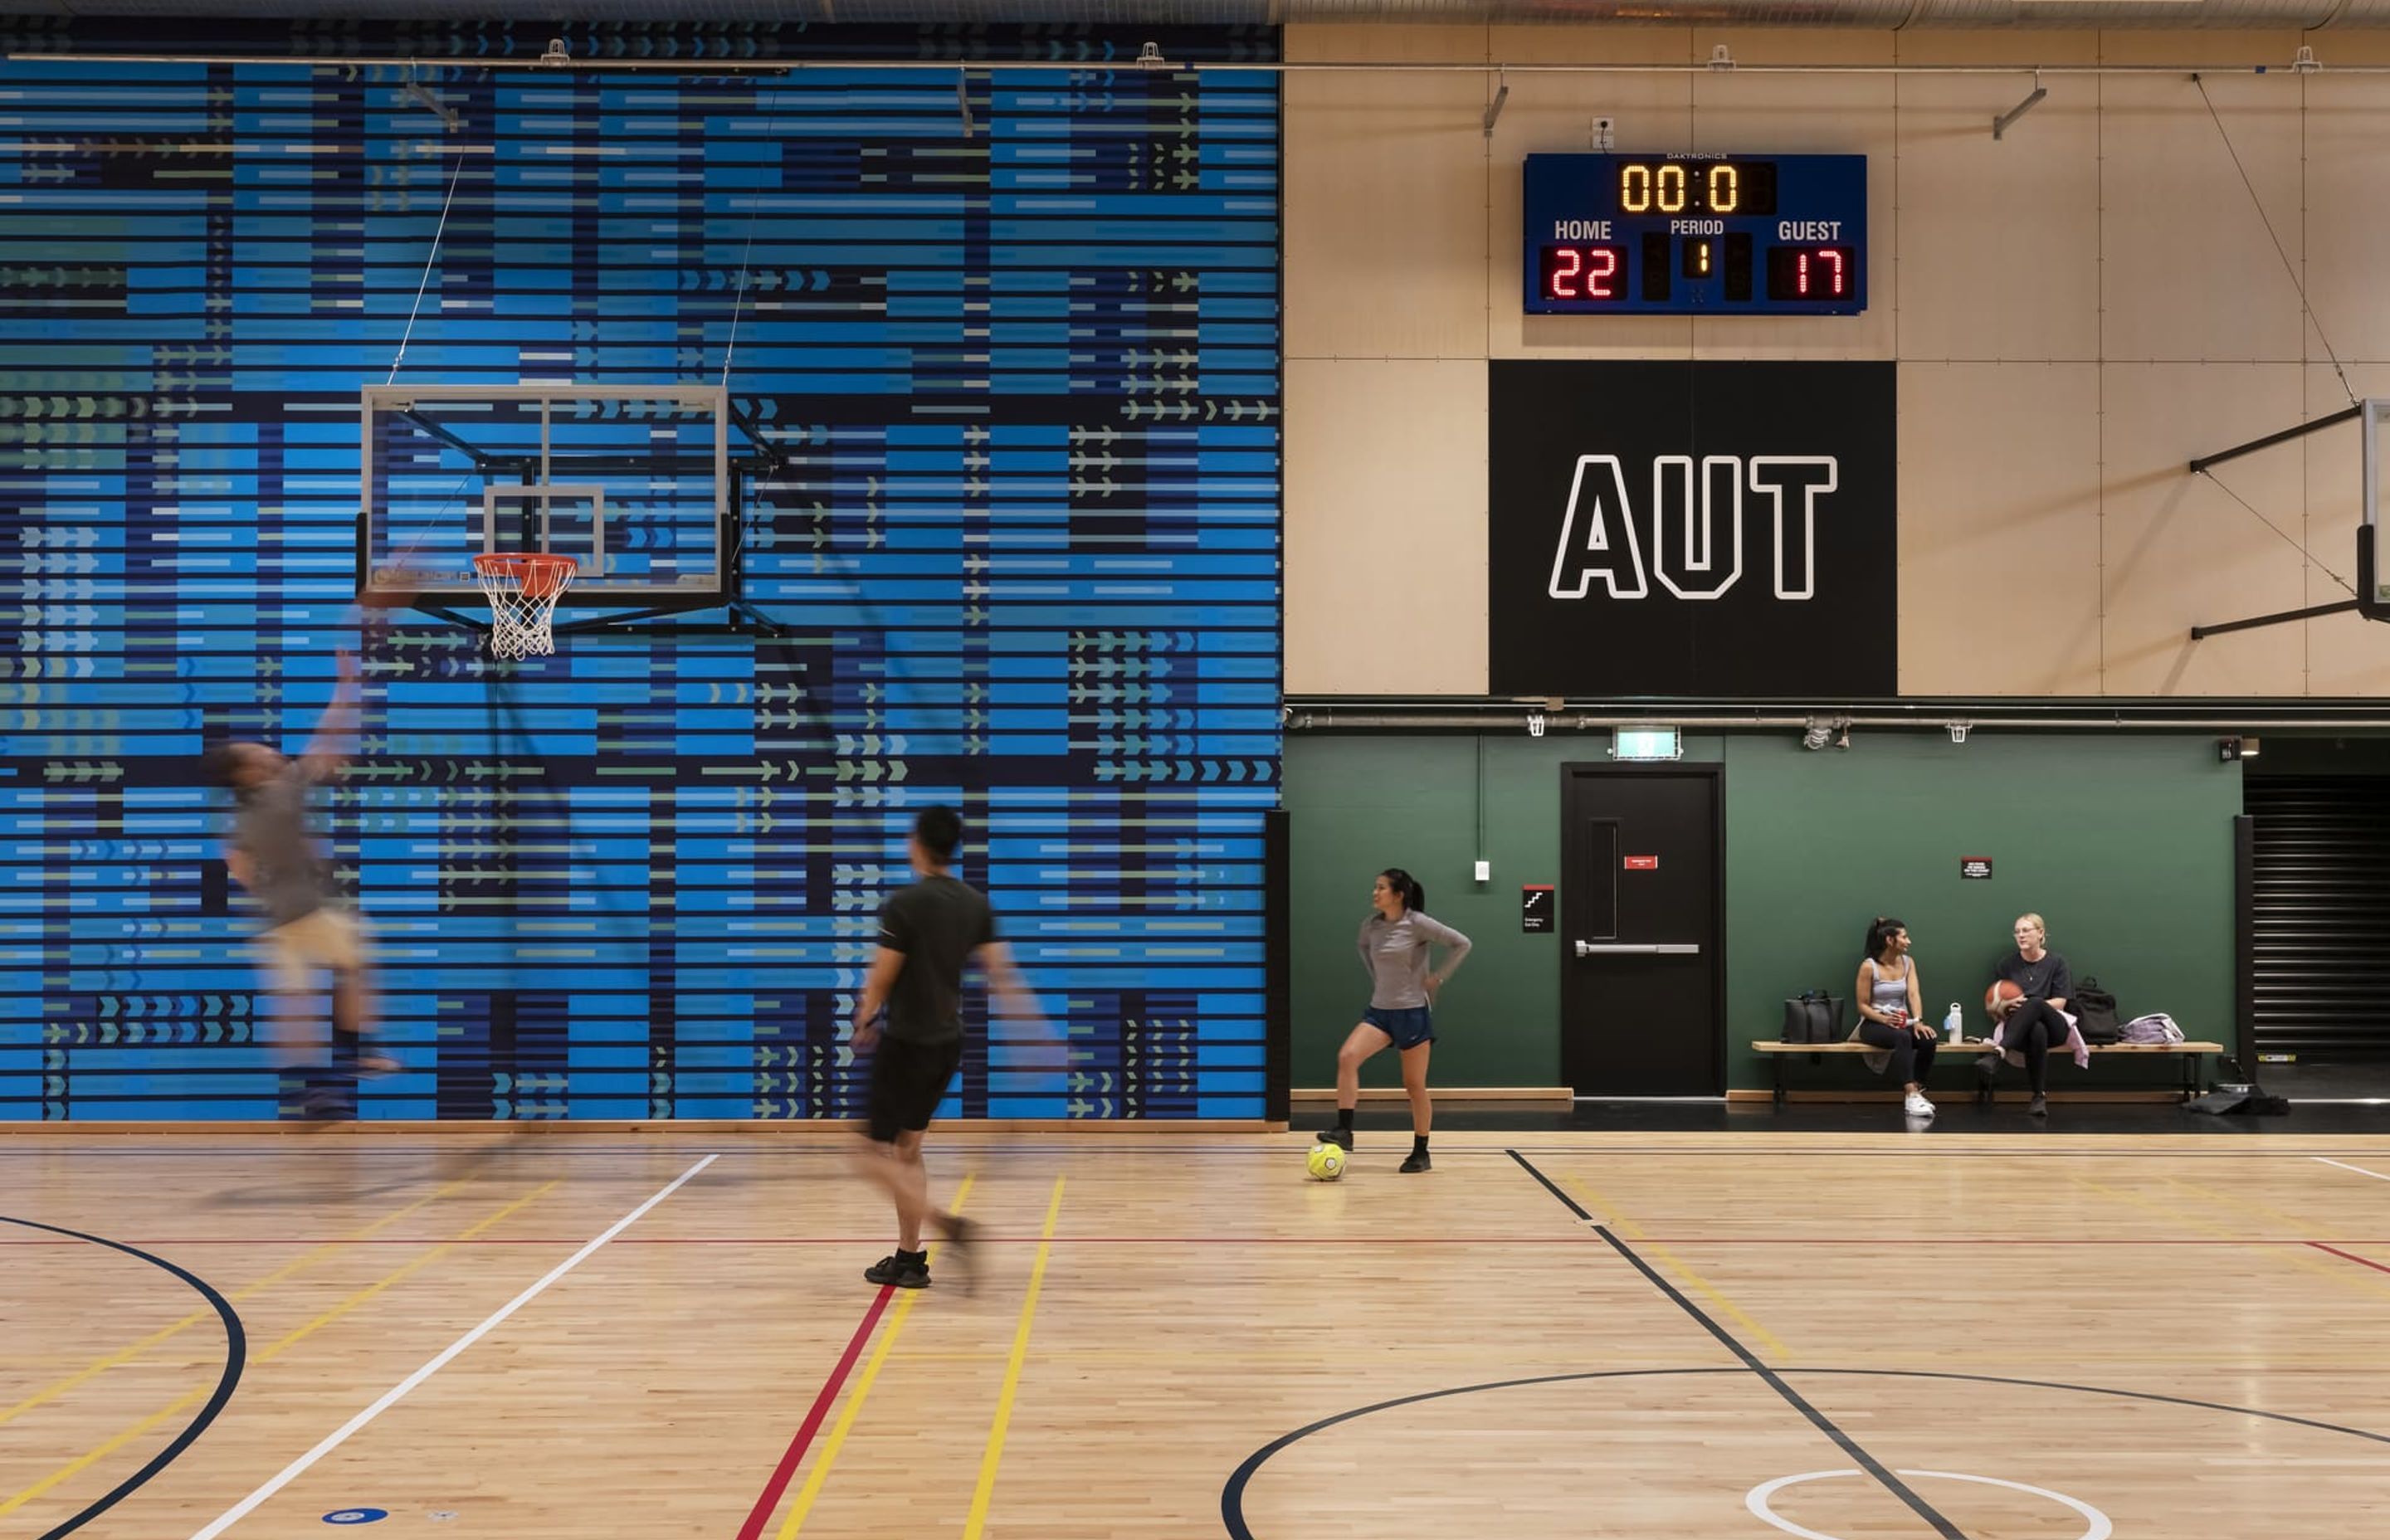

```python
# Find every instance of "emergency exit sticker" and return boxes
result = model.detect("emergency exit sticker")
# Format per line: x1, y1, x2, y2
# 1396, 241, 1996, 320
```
1623, 855, 1659, 870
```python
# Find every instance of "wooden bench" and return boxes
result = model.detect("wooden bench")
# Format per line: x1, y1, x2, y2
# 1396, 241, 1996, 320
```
1752, 1038, 2227, 1104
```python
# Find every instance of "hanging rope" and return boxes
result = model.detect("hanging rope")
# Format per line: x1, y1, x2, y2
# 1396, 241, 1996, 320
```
385, 134, 470, 385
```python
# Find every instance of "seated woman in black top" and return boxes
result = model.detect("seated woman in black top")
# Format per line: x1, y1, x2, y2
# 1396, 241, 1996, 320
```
1978, 911, 2074, 1118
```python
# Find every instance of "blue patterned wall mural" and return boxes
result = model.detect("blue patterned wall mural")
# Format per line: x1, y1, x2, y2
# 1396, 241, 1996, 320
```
0, 23, 1282, 1120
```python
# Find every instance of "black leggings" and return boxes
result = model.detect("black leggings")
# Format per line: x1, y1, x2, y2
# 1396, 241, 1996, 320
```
1855, 1020, 1938, 1086
1998, 1000, 2071, 1094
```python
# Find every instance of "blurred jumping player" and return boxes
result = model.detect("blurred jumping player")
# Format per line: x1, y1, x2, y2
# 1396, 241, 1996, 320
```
203, 651, 395, 1118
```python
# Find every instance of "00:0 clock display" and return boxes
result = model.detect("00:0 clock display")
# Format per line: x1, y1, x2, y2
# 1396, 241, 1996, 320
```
1616, 160, 1779, 217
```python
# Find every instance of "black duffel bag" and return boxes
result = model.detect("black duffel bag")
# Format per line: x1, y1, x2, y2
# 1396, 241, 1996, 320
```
1781, 989, 1844, 1045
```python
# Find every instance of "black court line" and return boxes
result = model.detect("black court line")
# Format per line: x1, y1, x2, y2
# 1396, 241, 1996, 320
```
1, 1214, 248, 1539
3, 1142, 2389, 1160
1506, 1149, 1968, 1540
1220, 1363, 2390, 1536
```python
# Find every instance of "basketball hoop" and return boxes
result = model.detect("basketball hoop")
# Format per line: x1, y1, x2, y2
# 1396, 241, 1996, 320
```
472, 553, 576, 660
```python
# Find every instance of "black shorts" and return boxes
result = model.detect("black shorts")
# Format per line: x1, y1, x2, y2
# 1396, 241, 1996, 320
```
865, 1035, 963, 1144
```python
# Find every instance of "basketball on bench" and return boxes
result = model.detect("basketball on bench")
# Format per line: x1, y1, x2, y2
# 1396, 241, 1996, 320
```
1985, 979, 2025, 1014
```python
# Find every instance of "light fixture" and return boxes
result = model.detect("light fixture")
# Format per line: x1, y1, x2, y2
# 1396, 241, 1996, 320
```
1527, 712, 1547, 738
1708, 43, 1736, 72
1802, 717, 1834, 752
1948, 723, 1971, 743
2220, 736, 2261, 761
539, 37, 571, 68
1136, 41, 1171, 71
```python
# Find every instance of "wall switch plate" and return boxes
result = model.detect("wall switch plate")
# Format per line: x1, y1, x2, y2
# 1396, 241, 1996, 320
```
1474, 860, 1491, 882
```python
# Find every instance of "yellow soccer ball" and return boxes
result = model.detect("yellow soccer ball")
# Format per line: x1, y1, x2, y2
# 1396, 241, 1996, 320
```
1306, 1141, 1346, 1181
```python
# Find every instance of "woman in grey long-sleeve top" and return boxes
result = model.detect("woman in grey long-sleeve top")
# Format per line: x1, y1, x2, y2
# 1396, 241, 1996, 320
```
1314, 868, 1471, 1172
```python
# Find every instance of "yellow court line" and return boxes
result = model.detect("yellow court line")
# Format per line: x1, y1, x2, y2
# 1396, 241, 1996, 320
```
2162, 1175, 2335, 1238
775, 1172, 978, 1540
961, 1176, 1065, 1540
0, 1181, 558, 1523
2069, 1174, 2390, 1306
0, 1174, 476, 1431
1564, 1173, 1792, 1362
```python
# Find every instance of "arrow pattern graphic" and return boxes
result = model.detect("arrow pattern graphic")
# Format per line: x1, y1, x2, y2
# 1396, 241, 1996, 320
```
0, 21, 1280, 1123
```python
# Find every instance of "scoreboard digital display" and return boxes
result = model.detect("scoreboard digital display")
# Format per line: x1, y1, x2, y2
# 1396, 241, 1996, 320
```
1523, 153, 1867, 316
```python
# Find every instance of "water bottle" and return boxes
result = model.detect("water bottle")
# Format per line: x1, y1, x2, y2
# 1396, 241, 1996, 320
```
1944, 1002, 1964, 1045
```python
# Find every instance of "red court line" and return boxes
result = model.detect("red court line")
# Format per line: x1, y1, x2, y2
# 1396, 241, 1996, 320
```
734, 1284, 895, 1540
2310, 1242, 2390, 1276
7, 1235, 2388, 1247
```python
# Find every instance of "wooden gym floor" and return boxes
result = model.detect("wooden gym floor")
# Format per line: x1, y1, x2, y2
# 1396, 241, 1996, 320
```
9, 1129, 2390, 1538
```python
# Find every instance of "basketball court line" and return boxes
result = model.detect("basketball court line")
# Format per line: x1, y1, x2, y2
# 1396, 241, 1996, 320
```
1222, 1362, 2390, 1538
32, 1231, 2390, 1247
1, 1177, 472, 1429
4, 1182, 559, 1528
731, 1289, 899, 1540
962, 1176, 1065, 1540
14, 1143, 2390, 1161
2068, 1173, 2390, 1305
1506, 1151, 1967, 1540
756, 1173, 978, 1540
0, 1216, 245, 1540
2310, 1243, 2390, 1277
1560, 1172, 1792, 1362
183, 1153, 715, 1540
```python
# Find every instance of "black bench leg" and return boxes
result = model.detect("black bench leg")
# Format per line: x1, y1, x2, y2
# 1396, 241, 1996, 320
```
1774, 1055, 1786, 1107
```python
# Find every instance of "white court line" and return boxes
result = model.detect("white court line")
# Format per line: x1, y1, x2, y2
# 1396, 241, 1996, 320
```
2315, 1157, 2390, 1183
187, 1153, 719, 1540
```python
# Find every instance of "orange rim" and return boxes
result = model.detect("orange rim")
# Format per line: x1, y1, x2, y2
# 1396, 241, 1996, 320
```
473, 553, 578, 602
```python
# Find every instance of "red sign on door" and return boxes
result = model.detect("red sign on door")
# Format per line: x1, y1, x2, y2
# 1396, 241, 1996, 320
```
1623, 855, 1660, 870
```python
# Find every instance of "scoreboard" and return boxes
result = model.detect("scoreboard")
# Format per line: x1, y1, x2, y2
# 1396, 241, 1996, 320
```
1523, 153, 1867, 316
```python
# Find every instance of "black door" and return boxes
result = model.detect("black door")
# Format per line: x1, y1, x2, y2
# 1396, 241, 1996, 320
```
1560, 764, 1724, 1096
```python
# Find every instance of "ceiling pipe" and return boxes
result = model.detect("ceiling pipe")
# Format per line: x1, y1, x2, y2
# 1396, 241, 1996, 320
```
1289, 709, 2390, 731
21, 0, 2390, 27
15, 52, 2390, 76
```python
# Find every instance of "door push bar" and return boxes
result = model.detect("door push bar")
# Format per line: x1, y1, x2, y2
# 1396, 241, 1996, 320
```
1573, 941, 1702, 957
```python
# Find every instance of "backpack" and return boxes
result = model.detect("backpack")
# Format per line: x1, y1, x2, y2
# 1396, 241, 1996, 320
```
2117, 1012, 2185, 1045
2071, 977, 2122, 1043
1780, 990, 1843, 1045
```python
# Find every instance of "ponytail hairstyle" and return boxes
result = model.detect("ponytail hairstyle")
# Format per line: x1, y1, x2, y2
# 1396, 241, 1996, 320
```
1380, 867, 1426, 915
1864, 915, 1906, 962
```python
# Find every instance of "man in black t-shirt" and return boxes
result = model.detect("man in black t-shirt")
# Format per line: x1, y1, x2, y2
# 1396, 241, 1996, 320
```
848, 805, 1037, 1290
1980, 911, 2075, 1118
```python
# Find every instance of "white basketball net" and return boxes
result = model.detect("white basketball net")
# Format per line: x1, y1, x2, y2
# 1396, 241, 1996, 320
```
472, 554, 575, 660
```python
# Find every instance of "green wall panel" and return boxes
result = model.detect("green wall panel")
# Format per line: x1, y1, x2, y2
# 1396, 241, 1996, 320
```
1286, 733, 2241, 1094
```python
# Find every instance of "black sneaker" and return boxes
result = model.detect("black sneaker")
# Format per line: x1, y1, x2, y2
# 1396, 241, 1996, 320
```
2028, 1094, 2048, 1118
1314, 1127, 1352, 1150
1399, 1148, 1432, 1173
934, 1214, 980, 1295
864, 1252, 929, 1289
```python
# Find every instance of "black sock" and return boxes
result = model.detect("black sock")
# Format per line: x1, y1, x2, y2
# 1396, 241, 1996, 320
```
900, 1247, 926, 1264
1335, 1106, 1354, 1132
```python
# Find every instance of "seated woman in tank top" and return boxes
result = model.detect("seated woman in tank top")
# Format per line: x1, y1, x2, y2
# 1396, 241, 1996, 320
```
1852, 916, 1937, 1119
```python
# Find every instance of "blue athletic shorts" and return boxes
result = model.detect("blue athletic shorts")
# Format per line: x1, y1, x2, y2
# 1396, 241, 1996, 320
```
1363, 1005, 1436, 1050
